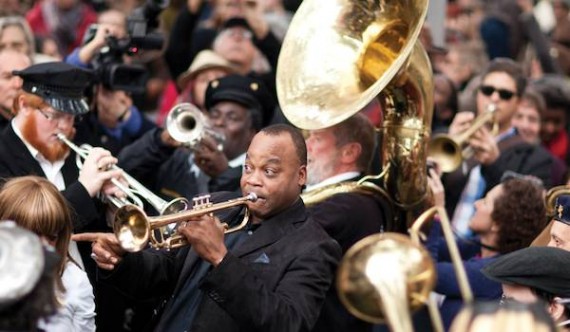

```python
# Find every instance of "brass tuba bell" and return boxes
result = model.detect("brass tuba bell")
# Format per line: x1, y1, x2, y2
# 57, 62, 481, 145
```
277, 0, 434, 232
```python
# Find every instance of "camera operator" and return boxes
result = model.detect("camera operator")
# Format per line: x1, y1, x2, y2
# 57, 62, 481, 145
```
65, 9, 157, 155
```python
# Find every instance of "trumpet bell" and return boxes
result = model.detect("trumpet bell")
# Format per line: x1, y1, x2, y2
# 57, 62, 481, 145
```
114, 205, 150, 252
166, 103, 208, 146
337, 233, 436, 324
277, 0, 428, 129
427, 135, 463, 173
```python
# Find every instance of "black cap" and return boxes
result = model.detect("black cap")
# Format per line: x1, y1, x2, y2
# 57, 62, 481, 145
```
205, 74, 275, 127
482, 246, 570, 297
220, 17, 253, 35
13, 62, 94, 115
553, 195, 570, 226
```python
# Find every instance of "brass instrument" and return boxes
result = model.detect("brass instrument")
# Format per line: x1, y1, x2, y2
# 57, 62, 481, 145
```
337, 206, 473, 332
113, 193, 258, 252
57, 133, 189, 216
166, 103, 225, 151
428, 104, 498, 173
277, 0, 434, 232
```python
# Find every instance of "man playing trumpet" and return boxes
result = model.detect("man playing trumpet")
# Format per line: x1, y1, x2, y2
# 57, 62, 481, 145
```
441, 58, 554, 235
74, 125, 341, 332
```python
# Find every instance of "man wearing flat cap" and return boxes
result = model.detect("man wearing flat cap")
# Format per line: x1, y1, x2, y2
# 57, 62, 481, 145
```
482, 246, 570, 330
118, 74, 275, 203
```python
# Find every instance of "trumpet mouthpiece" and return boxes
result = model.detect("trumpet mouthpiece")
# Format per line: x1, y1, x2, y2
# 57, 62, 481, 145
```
247, 193, 258, 202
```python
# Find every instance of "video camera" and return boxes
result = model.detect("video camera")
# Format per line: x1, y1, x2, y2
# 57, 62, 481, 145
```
85, 0, 168, 94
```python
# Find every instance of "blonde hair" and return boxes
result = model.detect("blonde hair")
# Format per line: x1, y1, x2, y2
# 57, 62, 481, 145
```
0, 176, 73, 292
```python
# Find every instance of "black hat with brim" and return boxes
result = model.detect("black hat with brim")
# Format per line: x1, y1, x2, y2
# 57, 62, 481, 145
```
482, 246, 570, 298
13, 62, 94, 115
205, 74, 275, 127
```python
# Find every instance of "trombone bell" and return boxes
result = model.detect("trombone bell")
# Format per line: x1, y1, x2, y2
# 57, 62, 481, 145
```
337, 233, 435, 326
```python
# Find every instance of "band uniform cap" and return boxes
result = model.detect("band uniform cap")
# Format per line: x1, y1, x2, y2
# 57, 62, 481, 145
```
13, 62, 94, 115
553, 195, 570, 226
205, 74, 275, 126
177, 50, 235, 91
482, 246, 570, 298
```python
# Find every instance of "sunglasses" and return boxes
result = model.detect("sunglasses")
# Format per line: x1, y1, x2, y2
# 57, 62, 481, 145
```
479, 85, 517, 101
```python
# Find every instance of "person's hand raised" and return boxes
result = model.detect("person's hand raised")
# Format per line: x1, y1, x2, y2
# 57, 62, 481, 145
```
72, 232, 126, 270
194, 136, 229, 177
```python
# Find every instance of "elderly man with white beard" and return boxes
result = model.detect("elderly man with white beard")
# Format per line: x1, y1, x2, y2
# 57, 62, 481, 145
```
303, 113, 390, 332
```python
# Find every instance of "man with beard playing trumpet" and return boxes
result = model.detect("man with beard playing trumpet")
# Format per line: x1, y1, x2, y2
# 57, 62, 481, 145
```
0, 62, 124, 269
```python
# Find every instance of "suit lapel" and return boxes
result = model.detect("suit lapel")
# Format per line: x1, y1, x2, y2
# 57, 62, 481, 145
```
233, 199, 307, 258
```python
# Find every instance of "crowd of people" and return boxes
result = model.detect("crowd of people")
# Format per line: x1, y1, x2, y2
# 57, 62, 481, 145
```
0, 0, 570, 331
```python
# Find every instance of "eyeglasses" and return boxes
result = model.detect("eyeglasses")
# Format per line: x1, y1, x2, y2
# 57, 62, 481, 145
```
36, 108, 75, 123
479, 85, 517, 101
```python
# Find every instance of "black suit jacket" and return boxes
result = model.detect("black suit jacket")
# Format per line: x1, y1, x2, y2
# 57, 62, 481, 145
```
0, 124, 101, 231
118, 129, 243, 203
442, 133, 553, 216
102, 198, 341, 332
307, 180, 389, 332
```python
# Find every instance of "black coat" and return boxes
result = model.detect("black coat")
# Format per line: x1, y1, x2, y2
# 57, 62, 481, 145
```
118, 128, 243, 204
0, 124, 101, 232
101, 198, 341, 332
443, 133, 554, 216
74, 109, 157, 156
308, 185, 390, 332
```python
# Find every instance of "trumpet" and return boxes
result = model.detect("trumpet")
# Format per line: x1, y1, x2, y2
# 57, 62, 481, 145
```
113, 193, 258, 252
428, 104, 497, 173
57, 133, 190, 216
166, 103, 225, 151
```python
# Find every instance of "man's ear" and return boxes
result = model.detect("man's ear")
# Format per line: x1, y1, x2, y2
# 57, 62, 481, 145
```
15, 94, 30, 117
298, 165, 307, 188
549, 298, 566, 321
341, 142, 361, 164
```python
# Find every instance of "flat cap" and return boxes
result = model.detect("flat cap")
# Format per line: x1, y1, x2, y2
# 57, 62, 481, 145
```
482, 246, 570, 297
13, 62, 94, 115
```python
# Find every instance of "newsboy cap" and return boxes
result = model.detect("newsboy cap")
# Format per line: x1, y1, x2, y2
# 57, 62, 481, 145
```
205, 74, 275, 127
553, 195, 570, 226
482, 246, 570, 298
13, 62, 94, 115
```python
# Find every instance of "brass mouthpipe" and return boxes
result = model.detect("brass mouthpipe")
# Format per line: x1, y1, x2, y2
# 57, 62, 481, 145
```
114, 193, 258, 252
146, 193, 257, 229
428, 104, 497, 173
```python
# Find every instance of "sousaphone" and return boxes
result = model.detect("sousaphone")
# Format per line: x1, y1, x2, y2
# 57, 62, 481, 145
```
277, 0, 434, 232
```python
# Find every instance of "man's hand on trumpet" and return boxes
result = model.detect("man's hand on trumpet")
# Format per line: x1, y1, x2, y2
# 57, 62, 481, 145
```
78, 147, 123, 197
178, 214, 228, 267
194, 136, 229, 178
72, 232, 126, 270
448, 111, 475, 136
468, 126, 500, 165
